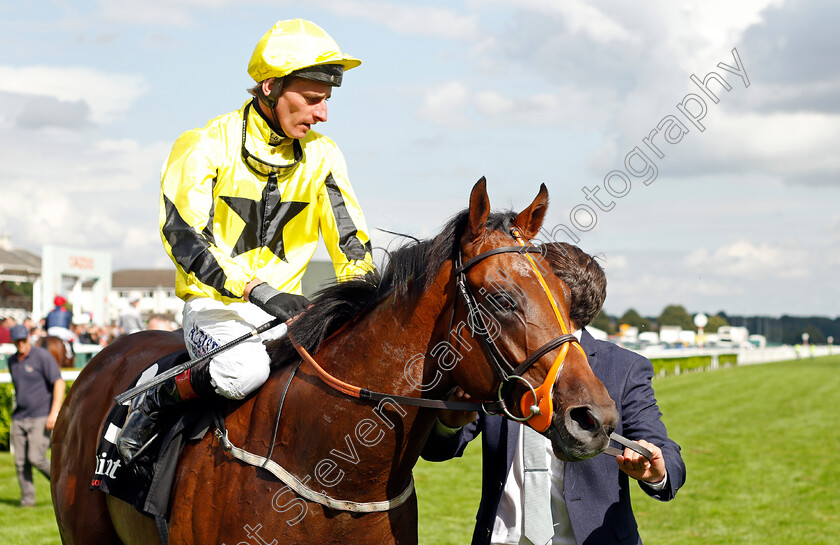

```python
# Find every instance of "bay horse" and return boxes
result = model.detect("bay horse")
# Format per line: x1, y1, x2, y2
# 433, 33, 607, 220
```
51, 179, 618, 544
39, 335, 74, 368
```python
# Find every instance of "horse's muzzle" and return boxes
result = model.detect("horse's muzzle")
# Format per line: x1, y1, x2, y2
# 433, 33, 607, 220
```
547, 402, 618, 462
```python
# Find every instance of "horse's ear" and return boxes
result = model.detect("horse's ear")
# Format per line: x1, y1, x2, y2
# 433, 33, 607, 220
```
464, 177, 490, 244
513, 183, 549, 239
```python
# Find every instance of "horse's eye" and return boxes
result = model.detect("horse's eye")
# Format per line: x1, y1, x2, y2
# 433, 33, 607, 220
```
486, 292, 517, 313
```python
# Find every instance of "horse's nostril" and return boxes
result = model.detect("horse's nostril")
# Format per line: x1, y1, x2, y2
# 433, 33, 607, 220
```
569, 406, 599, 433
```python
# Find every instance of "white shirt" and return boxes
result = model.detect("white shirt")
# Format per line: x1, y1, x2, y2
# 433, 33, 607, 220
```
490, 329, 668, 545
491, 423, 575, 545
491, 330, 584, 545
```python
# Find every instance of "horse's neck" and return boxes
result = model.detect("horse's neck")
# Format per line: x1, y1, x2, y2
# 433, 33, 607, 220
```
294, 268, 456, 484
227, 267, 456, 502
318, 283, 455, 398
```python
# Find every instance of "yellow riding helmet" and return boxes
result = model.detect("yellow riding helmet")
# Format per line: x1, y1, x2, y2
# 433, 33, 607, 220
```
248, 18, 361, 87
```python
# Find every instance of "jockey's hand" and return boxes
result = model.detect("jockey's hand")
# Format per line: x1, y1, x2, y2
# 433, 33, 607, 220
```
248, 283, 310, 321
438, 388, 477, 429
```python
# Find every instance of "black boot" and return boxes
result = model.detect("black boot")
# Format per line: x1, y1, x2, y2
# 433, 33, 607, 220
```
117, 361, 216, 464
117, 377, 185, 464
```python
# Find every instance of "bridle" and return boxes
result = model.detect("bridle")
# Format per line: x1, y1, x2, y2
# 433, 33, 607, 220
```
445, 227, 651, 461
289, 225, 584, 435
215, 225, 648, 514
448, 226, 585, 433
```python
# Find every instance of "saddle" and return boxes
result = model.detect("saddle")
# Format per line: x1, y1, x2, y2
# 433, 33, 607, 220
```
91, 350, 219, 519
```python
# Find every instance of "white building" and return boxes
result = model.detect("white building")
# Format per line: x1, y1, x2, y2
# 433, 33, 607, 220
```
1, 235, 340, 328
659, 325, 683, 346
718, 326, 750, 348
0, 235, 40, 323
109, 269, 183, 325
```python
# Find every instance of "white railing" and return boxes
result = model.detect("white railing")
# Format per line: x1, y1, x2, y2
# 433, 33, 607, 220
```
0, 342, 102, 382
637, 344, 835, 366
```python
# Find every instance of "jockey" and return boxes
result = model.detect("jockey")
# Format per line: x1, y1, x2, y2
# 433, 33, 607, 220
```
117, 19, 375, 463
45, 295, 73, 335
45, 295, 76, 360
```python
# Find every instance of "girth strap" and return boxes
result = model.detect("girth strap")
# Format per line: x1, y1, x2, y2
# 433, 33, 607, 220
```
214, 429, 415, 513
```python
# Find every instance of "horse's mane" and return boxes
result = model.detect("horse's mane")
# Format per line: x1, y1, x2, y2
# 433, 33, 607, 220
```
268, 208, 516, 365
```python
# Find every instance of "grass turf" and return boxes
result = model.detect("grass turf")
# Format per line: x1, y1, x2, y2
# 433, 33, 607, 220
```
0, 449, 60, 544
1, 356, 837, 544
626, 355, 840, 545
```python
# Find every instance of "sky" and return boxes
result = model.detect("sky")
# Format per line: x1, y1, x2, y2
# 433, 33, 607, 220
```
0, 0, 838, 319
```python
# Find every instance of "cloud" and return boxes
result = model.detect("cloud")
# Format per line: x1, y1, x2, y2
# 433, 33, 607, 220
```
13, 96, 92, 130
598, 242, 835, 317
0, 66, 147, 125
602, 252, 739, 317
684, 240, 809, 279
737, 0, 840, 90
417, 80, 471, 127
663, 0, 840, 117
96, 0, 241, 27
323, 1, 481, 40
0, 120, 171, 270
642, 110, 840, 186
416, 81, 616, 129
473, 0, 637, 45
422, 0, 840, 189
599, 254, 628, 272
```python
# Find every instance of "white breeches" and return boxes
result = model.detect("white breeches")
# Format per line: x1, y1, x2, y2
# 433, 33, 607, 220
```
181, 297, 287, 400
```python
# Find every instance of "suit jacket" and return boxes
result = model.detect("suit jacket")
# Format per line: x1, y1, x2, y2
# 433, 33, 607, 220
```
421, 329, 686, 545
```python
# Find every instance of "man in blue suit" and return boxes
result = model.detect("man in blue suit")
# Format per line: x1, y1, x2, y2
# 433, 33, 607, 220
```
422, 243, 686, 545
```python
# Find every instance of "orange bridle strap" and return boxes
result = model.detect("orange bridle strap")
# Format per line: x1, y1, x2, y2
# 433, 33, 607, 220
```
289, 332, 363, 399
284, 230, 585, 433
510, 228, 586, 432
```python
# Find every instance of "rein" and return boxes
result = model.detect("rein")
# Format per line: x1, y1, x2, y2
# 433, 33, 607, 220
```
289, 333, 505, 413
286, 227, 584, 431
217, 227, 638, 514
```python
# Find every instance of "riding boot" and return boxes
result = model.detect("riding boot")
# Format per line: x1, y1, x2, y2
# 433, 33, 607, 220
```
116, 360, 216, 464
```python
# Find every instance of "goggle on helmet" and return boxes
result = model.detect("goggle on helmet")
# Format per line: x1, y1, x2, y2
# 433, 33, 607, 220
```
248, 18, 361, 89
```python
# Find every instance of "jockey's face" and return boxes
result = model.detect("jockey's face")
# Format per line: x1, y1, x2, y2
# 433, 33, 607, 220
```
273, 77, 331, 139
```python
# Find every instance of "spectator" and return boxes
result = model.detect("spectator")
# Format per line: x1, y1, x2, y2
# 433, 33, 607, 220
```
77, 324, 101, 345
22, 318, 38, 343
30, 323, 47, 344
422, 243, 685, 545
118, 298, 144, 335
8, 324, 65, 507
0, 316, 13, 343
147, 314, 176, 332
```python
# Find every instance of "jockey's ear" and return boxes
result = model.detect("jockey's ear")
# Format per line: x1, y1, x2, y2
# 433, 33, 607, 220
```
464, 177, 490, 246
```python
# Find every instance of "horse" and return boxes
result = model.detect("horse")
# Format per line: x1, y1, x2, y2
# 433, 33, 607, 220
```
51, 179, 619, 545
38, 335, 74, 368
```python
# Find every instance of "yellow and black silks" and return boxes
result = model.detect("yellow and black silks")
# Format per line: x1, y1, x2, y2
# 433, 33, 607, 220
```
160, 99, 374, 303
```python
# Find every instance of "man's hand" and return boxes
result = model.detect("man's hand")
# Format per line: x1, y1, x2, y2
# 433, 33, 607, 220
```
438, 388, 478, 429
616, 439, 666, 484
46, 412, 58, 431
248, 282, 310, 321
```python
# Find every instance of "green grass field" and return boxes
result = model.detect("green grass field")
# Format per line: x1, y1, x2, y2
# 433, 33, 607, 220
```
1, 356, 838, 544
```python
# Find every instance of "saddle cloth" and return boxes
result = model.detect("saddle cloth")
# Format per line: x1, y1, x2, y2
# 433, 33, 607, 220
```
90, 350, 216, 519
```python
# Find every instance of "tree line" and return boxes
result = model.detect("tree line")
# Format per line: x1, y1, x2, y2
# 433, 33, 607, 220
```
591, 304, 839, 345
